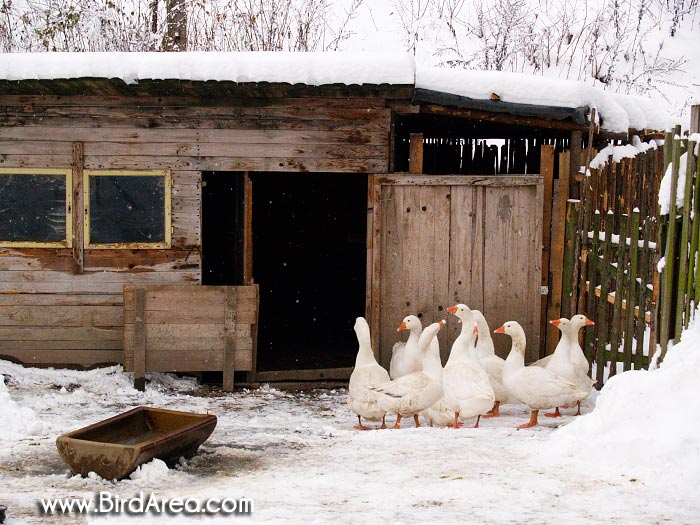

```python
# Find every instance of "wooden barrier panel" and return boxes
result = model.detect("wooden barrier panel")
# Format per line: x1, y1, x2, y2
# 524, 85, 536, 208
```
123, 284, 259, 391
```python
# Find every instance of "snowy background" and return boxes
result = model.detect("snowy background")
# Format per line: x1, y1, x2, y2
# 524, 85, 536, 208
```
1, 316, 699, 523
0, 0, 697, 118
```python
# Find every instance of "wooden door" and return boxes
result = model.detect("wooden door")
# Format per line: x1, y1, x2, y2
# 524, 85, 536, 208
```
369, 175, 543, 367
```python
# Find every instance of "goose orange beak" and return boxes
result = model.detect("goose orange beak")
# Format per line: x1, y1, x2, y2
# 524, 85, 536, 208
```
446, 305, 458, 314
584, 317, 595, 326
549, 319, 561, 326
396, 322, 407, 332
494, 325, 505, 334
439, 320, 446, 328
473, 324, 478, 335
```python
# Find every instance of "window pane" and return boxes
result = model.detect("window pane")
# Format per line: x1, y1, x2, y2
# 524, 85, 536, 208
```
0, 174, 66, 242
89, 175, 165, 244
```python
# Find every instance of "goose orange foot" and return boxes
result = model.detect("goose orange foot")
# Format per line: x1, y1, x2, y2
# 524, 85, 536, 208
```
483, 401, 501, 418
393, 414, 402, 429
354, 416, 370, 430
545, 407, 562, 418
517, 410, 539, 429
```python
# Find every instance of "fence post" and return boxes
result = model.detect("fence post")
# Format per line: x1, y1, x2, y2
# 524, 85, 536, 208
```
562, 199, 580, 318
623, 210, 640, 371
584, 210, 601, 365
677, 143, 696, 333
597, 211, 614, 386
609, 213, 628, 378
659, 137, 682, 353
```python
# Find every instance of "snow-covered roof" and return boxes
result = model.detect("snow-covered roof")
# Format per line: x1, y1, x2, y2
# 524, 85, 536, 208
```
0, 52, 675, 134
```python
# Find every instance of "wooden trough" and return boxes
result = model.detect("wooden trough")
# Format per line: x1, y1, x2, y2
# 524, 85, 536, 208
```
55, 406, 217, 480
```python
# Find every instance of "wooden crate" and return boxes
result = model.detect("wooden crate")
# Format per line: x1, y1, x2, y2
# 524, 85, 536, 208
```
123, 284, 259, 391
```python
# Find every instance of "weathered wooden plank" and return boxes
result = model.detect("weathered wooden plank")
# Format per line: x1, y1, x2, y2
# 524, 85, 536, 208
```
0, 141, 390, 159
0, 294, 122, 306
378, 183, 404, 369
133, 287, 146, 391
0, 305, 122, 327
378, 175, 542, 186
72, 142, 84, 274
540, 145, 555, 355
0, 339, 122, 350
449, 185, 485, 345
223, 287, 237, 392
546, 153, 569, 355
0, 326, 122, 341
255, 367, 353, 382
409, 133, 424, 174
561, 200, 580, 318
0, 349, 122, 366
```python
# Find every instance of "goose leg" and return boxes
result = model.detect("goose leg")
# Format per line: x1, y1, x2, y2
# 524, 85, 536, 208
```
517, 410, 539, 429
473, 415, 481, 428
354, 416, 369, 430
413, 414, 421, 428
483, 401, 501, 418
380, 415, 387, 429
544, 407, 562, 418
575, 401, 582, 416
393, 414, 402, 429
452, 412, 464, 429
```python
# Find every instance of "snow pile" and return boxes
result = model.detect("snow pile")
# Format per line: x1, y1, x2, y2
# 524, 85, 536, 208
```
415, 67, 663, 133
659, 151, 688, 215
0, 374, 45, 439
0, 51, 416, 87
129, 459, 170, 482
589, 136, 658, 170
610, 93, 676, 132
544, 316, 700, 492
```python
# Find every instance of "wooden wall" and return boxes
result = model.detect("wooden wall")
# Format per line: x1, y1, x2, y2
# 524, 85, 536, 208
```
0, 82, 399, 367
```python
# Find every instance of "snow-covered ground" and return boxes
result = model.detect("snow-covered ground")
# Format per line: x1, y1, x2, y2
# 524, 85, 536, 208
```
1, 337, 698, 524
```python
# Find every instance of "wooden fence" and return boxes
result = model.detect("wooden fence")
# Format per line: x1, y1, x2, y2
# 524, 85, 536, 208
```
562, 146, 662, 386
559, 105, 699, 387
656, 108, 700, 355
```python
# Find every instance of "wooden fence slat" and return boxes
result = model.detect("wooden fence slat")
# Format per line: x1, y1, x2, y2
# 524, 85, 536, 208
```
562, 199, 579, 318
584, 210, 600, 364
597, 211, 614, 386
540, 145, 555, 356
609, 214, 628, 379
688, 147, 700, 316
623, 210, 640, 371
223, 287, 237, 392
676, 141, 695, 335
133, 287, 146, 392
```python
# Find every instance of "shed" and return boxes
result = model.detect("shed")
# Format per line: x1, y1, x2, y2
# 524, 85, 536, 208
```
0, 52, 665, 385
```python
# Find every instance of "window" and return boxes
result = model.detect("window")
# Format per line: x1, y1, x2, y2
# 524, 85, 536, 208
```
0, 168, 72, 248
84, 170, 172, 249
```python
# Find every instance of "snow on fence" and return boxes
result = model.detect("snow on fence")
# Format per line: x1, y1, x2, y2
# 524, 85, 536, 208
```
561, 140, 662, 387
656, 108, 700, 357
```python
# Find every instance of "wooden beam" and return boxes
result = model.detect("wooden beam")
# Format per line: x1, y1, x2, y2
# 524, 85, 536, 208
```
255, 367, 353, 382
223, 287, 237, 392
419, 104, 593, 132
546, 151, 570, 355
540, 145, 555, 356
71, 142, 84, 274
133, 287, 146, 391
409, 133, 424, 174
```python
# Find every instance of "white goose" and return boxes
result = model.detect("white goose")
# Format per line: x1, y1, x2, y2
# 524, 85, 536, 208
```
439, 304, 495, 428
495, 321, 589, 429
472, 310, 511, 416
390, 315, 439, 379
347, 317, 391, 430
545, 315, 595, 417
371, 321, 445, 429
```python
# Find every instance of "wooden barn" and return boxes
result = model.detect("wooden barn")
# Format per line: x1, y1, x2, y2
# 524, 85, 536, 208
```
0, 52, 656, 387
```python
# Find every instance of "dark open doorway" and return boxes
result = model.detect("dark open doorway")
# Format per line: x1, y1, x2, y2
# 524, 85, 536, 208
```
251, 172, 367, 371
201, 171, 245, 286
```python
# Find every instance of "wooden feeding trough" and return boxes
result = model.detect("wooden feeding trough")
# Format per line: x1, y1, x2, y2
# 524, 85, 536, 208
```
56, 407, 217, 480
